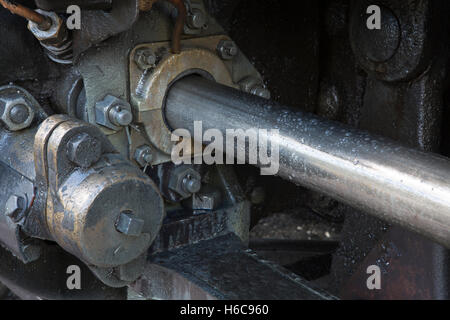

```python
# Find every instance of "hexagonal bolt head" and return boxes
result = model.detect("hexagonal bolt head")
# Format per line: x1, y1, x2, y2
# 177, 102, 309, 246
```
5, 195, 26, 222
134, 48, 157, 70
187, 9, 207, 29
168, 167, 202, 199
134, 145, 153, 167
28, 10, 68, 47
217, 40, 238, 60
95, 95, 133, 131
67, 133, 102, 168
115, 211, 145, 237
0, 96, 35, 131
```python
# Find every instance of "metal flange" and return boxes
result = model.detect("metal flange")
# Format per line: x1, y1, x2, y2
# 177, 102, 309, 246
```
129, 36, 238, 163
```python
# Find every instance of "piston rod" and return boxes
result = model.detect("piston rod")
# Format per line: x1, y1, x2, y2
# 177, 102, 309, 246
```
165, 76, 450, 247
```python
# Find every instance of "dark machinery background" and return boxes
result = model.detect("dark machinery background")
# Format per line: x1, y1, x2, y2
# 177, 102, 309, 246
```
0, 0, 449, 300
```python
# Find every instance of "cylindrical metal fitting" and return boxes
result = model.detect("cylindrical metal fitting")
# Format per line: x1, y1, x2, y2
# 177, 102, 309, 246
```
49, 159, 165, 267
165, 76, 450, 247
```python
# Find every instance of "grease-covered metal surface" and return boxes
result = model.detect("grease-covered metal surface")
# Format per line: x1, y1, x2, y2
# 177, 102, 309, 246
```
133, 234, 336, 300
165, 76, 450, 247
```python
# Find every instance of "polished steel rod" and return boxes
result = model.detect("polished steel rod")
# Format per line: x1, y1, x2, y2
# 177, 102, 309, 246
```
165, 76, 450, 247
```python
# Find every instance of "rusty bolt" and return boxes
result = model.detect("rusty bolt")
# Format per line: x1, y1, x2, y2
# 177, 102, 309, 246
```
217, 40, 238, 60
5, 195, 26, 222
67, 133, 102, 168
116, 211, 145, 237
134, 48, 157, 70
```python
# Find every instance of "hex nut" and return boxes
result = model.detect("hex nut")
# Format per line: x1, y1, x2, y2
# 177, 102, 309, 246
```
134, 145, 153, 167
95, 95, 133, 131
28, 10, 68, 47
168, 166, 202, 199
217, 40, 238, 60
134, 48, 157, 70
116, 212, 145, 237
0, 96, 35, 131
67, 133, 102, 168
